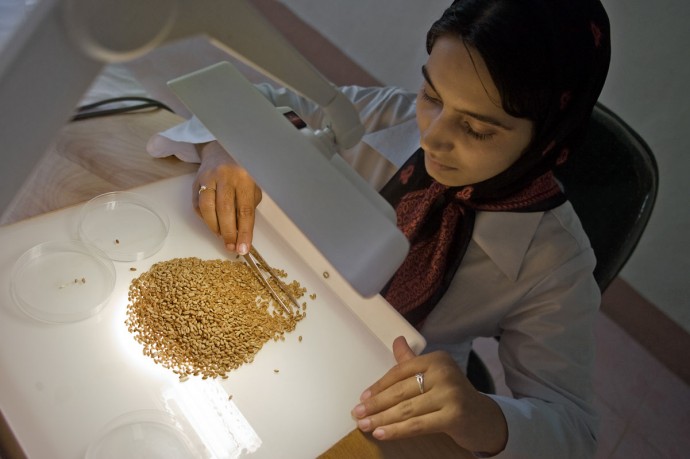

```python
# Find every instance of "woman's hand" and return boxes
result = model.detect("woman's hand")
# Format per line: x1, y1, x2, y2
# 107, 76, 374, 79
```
192, 141, 262, 255
351, 336, 508, 455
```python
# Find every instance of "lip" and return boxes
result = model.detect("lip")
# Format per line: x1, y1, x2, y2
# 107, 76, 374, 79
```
424, 152, 457, 172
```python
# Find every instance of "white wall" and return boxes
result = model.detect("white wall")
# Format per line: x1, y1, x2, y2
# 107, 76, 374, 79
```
279, 0, 690, 332
277, 0, 448, 91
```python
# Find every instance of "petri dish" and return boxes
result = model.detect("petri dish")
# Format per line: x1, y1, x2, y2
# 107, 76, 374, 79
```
10, 240, 116, 323
86, 410, 202, 459
78, 191, 169, 261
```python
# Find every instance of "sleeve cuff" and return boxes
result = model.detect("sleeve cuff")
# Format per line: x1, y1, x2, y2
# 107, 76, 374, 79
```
146, 115, 216, 163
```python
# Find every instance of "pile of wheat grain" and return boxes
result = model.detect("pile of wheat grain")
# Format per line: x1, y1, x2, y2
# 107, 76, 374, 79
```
125, 257, 307, 380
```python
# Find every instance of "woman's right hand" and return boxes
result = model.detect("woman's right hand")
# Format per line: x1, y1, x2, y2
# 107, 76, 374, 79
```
193, 141, 262, 255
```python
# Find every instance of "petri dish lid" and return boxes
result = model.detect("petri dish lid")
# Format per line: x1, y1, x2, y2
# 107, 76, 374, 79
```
10, 240, 116, 323
86, 410, 202, 459
78, 191, 169, 262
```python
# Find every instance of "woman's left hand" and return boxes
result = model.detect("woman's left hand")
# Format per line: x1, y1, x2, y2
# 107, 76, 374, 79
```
351, 336, 508, 455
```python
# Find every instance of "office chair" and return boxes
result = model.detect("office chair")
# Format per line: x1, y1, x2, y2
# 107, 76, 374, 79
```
468, 102, 659, 394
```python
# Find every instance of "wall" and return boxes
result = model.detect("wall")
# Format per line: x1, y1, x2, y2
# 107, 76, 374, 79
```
278, 0, 690, 332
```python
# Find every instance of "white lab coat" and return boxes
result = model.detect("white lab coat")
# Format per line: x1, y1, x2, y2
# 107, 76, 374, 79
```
148, 84, 601, 459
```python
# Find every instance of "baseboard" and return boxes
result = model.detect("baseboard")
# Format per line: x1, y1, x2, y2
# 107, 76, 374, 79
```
601, 277, 690, 385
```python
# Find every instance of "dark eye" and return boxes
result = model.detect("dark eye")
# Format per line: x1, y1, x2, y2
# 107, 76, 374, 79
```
463, 122, 495, 141
421, 89, 441, 105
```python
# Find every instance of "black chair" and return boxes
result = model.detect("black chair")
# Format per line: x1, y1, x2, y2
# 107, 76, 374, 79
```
467, 102, 659, 393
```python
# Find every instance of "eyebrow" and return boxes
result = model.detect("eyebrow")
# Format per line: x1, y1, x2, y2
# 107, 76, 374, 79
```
421, 65, 511, 130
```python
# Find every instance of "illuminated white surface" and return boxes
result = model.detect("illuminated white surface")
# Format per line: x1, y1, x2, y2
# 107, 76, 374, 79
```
0, 174, 425, 458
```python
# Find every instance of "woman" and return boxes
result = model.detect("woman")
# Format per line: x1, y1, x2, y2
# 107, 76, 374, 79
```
148, 0, 611, 456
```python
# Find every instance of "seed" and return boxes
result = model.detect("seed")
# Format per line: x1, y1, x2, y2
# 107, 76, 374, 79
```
130, 267, 137, 272
124, 257, 310, 380
309, 293, 316, 300
274, 369, 279, 373
322, 271, 330, 279
115, 239, 120, 244
298, 335, 302, 342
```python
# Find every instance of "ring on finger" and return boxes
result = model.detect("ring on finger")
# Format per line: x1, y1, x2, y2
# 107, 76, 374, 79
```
415, 372, 425, 394
198, 185, 216, 195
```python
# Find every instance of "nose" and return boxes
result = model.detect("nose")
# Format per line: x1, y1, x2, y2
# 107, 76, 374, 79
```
419, 113, 454, 155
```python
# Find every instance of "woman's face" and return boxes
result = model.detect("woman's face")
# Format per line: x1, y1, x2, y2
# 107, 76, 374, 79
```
416, 35, 534, 187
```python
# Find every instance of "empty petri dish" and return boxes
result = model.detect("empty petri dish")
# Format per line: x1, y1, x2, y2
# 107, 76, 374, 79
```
86, 410, 202, 459
10, 240, 116, 323
78, 191, 169, 261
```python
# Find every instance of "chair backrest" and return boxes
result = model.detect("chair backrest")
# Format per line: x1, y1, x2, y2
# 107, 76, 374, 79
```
554, 103, 659, 292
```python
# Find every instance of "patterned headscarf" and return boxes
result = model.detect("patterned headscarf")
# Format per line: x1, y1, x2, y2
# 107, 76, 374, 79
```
380, 0, 611, 327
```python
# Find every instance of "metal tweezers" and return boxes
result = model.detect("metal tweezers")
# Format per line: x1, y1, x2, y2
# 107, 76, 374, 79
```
242, 247, 301, 315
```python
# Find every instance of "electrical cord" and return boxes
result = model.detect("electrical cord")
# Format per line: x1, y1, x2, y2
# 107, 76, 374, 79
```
71, 96, 175, 121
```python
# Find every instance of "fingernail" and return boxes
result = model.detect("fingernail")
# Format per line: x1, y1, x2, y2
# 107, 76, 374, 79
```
360, 390, 371, 401
372, 427, 385, 439
237, 243, 248, 255
226, 243, 235, 252
357, 418, 371, 431
352, 404, 366, 418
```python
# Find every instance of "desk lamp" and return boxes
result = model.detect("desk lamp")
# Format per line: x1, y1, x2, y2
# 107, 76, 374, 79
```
0, 0, 408, 297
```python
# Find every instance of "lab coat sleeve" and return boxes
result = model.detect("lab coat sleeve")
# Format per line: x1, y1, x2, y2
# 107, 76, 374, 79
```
488, 250, 601, 459
145, 83, 417, 162
144, 84, 282, 163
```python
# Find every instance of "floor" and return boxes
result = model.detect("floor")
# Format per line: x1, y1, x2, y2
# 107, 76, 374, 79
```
474, 296, 690, 459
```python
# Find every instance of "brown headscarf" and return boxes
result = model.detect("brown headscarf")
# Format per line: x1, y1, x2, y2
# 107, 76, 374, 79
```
380, 0, 611, 327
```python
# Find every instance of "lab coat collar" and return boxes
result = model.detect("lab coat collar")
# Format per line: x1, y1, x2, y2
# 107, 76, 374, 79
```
362, 118, 543, 282
361, 117, 419, 168
473, 211, 544, 282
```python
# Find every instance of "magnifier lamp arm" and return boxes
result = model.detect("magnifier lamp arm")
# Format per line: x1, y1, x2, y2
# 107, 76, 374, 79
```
0, 0, 365, 216
64, 0, 363, 151
164, 0, 365, 151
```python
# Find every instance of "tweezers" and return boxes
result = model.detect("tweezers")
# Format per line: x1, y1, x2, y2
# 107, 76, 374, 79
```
242, 247, 301, 315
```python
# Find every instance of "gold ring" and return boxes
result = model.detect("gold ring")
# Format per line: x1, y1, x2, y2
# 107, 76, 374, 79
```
198, 185, 216, 195
415, 372, 424, 394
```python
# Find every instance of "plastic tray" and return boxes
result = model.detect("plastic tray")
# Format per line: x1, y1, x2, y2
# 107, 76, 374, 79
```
78, 191, 169, 261
85, 410, 202, 459
10, 240, 116, 323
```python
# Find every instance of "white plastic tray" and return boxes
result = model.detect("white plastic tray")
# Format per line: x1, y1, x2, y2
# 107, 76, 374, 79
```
0, 174, 424, 459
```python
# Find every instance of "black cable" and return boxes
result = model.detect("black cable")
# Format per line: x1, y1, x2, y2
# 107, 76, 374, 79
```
71, 96, 175, 121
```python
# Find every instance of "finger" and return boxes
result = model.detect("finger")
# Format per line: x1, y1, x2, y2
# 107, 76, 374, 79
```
369, 411, 447, 441
215, 183, 238, 251
354, 372, 427, 420
355, 383, 445, 436
197, 185, 220, 235
234, 185, 257, 256
360, 341, 426, 402
192, 181, 201, 216
392, 336, 417, 364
